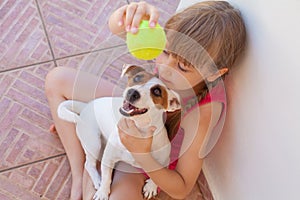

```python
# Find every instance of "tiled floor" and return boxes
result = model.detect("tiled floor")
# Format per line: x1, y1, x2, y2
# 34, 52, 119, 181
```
0, 0, 213, 199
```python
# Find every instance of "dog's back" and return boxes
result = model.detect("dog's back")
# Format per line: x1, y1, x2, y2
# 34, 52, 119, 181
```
57, 97, 123, 160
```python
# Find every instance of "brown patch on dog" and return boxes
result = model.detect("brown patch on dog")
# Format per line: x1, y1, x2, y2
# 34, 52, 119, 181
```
127, 71, 155, 87
122, 65, 155, 87
123, 65, 145, 78
150, 85, 168, 109
169, 98, 180, 108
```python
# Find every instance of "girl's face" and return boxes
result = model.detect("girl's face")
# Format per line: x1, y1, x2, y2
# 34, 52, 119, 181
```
155, 50, 204, 93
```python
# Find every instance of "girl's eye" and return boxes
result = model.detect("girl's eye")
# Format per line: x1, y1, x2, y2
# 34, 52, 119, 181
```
163, 50, 170, 55
178, 63, 188, 72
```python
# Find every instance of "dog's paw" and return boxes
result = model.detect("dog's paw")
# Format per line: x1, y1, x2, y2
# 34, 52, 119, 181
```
143, 179, 158, 199
93, 187, 110, 200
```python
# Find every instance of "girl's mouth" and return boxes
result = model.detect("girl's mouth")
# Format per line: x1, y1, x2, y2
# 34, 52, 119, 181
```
159, 76, 171, 84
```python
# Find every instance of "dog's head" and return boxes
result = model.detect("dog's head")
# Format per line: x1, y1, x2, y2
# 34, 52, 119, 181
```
119, 64, 181, 122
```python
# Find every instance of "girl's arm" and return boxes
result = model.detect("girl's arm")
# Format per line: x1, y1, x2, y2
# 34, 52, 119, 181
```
108, 1, 159, 37
118, 102, 223, 199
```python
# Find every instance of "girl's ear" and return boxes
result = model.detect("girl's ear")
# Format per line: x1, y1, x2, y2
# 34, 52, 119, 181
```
206, 68, 229, 82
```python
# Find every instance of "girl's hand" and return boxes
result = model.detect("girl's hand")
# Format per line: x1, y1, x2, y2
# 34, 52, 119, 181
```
109, 1, 160, 34
118, 118, 156, 154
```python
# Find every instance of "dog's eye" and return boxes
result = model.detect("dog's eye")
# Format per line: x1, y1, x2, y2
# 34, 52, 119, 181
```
133, 74, 143, 82
151, 87, 162, 97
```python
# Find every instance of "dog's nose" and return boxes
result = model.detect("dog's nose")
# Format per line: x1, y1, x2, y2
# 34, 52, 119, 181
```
126, 89, 140, 102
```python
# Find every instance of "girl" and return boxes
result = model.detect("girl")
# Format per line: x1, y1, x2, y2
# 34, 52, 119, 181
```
45, 1, 246, 199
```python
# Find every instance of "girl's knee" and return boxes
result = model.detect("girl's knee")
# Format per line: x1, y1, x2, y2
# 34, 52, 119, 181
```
109, 171, 145, 200
45, 67, 75, 98
45, 67, 64, 96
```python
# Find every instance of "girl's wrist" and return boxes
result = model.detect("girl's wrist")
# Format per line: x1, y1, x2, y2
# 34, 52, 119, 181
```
132, 153, 163, 172
132, 152, 152, 164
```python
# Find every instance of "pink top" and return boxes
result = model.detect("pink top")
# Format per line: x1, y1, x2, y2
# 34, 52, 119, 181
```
168, 82, 227, 170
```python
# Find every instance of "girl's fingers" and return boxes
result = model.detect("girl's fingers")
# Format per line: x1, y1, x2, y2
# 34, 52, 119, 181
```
147, 5, 160, 28
118, 118, 136, 134
123, 2, 160, 33
124, 118, 139, 136
114, 5, 128, 27
125, 118, 135, 126
148, 126, 156, 134
118, 118, 129, 143
131, 2, 147, 32
124, 3, 138, 31
118, 118, 127, 132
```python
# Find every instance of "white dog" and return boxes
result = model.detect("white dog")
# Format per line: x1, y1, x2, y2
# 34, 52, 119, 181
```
57, 64, 181, 200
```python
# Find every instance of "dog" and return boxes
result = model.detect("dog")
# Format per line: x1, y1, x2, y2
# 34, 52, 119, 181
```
57, 64, 181, 200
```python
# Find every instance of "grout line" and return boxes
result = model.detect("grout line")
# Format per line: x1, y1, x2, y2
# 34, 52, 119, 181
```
34, 0, 129, 68
0, 60, 55, 73
34, 0, 57, 67
0, 0, 129, 74
54, 44, 127, 62
0, 153, 66, 173
42, 156, 67, 196
0, 44, 126, 74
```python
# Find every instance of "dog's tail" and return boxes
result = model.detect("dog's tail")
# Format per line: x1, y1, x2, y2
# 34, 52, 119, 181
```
57, 100, 87, 123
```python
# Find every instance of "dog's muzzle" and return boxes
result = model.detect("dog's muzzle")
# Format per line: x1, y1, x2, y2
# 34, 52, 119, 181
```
119, 89, 148, 117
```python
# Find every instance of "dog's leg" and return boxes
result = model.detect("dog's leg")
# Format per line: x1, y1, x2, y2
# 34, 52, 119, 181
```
85, 154, 101, 190
93, 144, 116, 200
143, 179, 158, 199
93, 163, 113, 200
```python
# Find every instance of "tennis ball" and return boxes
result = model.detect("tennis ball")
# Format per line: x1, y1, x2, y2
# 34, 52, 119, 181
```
126, 20, 166, 60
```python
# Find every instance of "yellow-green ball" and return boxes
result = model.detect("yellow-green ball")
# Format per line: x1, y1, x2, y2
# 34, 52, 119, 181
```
126, 20, 166, 60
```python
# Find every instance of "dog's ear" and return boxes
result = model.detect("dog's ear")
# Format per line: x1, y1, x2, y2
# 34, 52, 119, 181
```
121, 64, 145, 78
167, 90, 181, 112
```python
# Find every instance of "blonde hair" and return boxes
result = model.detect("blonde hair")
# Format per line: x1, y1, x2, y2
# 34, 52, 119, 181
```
165, 1, 246, 73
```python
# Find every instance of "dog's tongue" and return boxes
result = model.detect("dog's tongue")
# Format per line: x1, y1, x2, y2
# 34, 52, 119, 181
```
123, 101, 135, 112
121, 100, 148, 116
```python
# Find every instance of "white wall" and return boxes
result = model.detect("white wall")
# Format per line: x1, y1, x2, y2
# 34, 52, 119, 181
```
178, 1, 300, 200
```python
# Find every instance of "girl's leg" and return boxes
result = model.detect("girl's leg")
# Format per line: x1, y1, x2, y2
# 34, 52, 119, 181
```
110, 169, 146, 200
82, 166, 146, 200
82, 169, 96, 200
45, 67, 117, 199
